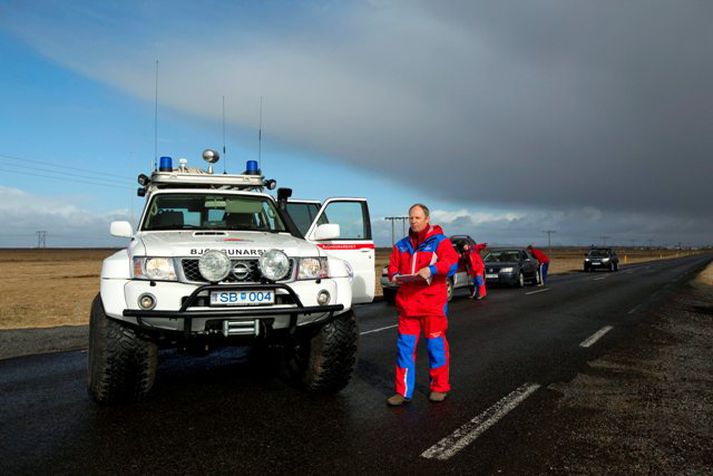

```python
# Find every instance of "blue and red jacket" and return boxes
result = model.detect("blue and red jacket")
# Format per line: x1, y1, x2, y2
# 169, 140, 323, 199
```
388, 225, 459, 317
468, 243, 487, 276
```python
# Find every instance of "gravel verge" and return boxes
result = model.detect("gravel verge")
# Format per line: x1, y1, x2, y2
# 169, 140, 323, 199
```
536, 262, 713, 474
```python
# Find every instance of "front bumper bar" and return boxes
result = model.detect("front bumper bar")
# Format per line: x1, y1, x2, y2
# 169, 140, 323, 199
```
122, 283, 344, 336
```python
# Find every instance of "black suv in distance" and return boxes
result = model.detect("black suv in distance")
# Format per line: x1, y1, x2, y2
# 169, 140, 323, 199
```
584, 248, 619, 272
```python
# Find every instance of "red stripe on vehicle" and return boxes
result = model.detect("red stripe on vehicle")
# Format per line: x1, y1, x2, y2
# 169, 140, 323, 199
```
317, 243, 375, 250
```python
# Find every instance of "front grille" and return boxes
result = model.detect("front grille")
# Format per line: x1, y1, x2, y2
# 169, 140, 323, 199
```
181, 258, 294, 284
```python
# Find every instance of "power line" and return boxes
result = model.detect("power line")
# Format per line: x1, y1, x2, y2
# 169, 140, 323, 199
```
0, 167, 134, 190
543, 230, 556, 253
384, 216, 408, 247
36, 230, 47, 248
0, 153, 134, 184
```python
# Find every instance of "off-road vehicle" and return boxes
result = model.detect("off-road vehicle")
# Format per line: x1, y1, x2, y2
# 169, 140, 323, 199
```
88, 151, 374, 403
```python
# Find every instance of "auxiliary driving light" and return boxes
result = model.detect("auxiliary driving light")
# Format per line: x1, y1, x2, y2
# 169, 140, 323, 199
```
138, 293, 156, 310
317, 290, 331, 306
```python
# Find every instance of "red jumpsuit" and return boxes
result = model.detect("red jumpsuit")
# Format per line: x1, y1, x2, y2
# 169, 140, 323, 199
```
387, 225, 459, 399
468, 243, 487, 298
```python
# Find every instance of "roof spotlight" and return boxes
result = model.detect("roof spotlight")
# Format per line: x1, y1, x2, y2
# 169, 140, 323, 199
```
202, 149, 220, 174
137, 174, 150, 186
264, 179, 277, 190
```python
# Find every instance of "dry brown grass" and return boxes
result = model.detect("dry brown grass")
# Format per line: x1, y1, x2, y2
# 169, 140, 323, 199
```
0, 249, 115, 330
0, 247, 702, 330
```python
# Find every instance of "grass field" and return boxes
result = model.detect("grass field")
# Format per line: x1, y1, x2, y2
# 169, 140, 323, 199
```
0, 247, 701, 330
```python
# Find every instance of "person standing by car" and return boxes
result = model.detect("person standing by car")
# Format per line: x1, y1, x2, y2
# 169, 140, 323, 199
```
465, 242, 488, 299
386, 203, 459, 406
527, 245, 550, 286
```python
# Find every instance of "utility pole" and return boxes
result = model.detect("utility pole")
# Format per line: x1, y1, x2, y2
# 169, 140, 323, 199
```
648, 239, 654, 249
36, 231, 47, 248
630, 239, 636, 250
600, 235, 611, 247
543, 230, 556, 254
384, 216, 408, 247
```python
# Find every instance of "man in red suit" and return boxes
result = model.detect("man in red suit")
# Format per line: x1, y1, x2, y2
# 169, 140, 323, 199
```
386, 203, 459, 406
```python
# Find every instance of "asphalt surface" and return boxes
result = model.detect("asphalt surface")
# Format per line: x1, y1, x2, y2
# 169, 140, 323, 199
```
0, 254, 710, 475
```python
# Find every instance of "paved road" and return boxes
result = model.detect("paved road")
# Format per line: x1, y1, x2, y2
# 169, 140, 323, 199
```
1, 254, 710, 474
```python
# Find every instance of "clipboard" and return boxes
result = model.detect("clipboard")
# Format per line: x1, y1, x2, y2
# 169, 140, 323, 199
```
394, 273, 431, 285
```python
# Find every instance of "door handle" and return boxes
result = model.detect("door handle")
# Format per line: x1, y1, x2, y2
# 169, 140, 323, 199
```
359, 249, 371, 253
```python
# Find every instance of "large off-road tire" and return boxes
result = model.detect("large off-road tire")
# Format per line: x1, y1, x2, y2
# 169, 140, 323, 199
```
287, 310, 359, 393
88, 294, 158, 404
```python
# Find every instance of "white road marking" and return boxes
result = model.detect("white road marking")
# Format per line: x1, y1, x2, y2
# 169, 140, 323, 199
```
579, 326, 614, 348
525, 288, 550, 295
421, 383, 541, 461
627, 304, 641, 315
593, 276, 607, 281
360, 324, 398, 335
624, 270, 634, 274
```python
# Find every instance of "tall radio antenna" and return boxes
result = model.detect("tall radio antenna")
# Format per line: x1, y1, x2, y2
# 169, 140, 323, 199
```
153, 59, 159, 171
222, 95, 227, 174
258, 95, 263, 169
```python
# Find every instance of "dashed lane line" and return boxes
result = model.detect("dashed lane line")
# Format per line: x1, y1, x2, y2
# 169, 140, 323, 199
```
579, 325, 614, 348
525, 288, 550, 296
421, 383, 541, 461
593, 276, 607, 281
360, 324, 398, 336
627, 304, 641, 315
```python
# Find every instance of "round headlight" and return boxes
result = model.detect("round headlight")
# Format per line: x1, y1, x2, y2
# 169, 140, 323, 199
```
199, 250, 231, 282
259, 249, 290, 281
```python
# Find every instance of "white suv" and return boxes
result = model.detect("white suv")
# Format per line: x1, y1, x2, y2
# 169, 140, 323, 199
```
88, 151, 374, 403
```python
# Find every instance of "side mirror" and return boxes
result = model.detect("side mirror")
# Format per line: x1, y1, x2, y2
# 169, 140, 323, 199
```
313, 223, 340, 241
110, 221, 133, 238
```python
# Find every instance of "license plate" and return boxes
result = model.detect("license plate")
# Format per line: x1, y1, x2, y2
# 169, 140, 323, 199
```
485, 273, 498, 279
592, 262, 601, 265
210, 290, 274, 306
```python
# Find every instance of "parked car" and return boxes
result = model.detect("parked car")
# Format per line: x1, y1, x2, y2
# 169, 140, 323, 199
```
483, 247, 540, 287
380, 234, 477, 304
584, 248, 619, 272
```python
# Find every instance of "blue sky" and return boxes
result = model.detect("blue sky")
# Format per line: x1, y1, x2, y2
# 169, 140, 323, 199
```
1, 1, 711, 248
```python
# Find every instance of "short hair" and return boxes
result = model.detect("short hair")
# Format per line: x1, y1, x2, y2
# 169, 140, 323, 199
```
409, 203, 430, 218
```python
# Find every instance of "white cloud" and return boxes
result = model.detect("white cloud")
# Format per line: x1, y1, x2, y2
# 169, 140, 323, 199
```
0, 186, 129, 247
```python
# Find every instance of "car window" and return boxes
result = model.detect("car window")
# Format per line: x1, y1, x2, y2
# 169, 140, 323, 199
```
483, 251, 520, 262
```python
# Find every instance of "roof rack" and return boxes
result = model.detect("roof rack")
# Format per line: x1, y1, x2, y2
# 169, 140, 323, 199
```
147, 170, 265, 192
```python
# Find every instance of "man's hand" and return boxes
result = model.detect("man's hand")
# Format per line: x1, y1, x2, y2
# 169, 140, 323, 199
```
417, 267, 432, 280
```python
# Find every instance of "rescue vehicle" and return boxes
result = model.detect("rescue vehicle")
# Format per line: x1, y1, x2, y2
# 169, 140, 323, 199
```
89, 150, 374, 403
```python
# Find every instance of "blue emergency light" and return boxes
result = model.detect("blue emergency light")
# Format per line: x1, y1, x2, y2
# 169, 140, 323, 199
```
159, 156, 173, 172
246, 160, 259, 175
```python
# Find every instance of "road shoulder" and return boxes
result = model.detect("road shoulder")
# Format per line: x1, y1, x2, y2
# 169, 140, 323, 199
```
500, 263, 713, 474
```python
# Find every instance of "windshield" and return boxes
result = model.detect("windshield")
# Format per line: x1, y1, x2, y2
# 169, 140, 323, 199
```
588, 250, 609, 257
141, 193, 287, 232
483, 251, 521, 263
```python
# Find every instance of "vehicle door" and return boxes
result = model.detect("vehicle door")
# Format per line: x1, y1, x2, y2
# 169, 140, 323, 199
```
450, 237, 471, 288
284, 199, 322, 236
522, 251, 537, 277
303, 198, 375, 304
